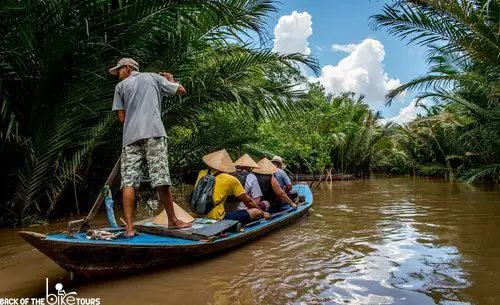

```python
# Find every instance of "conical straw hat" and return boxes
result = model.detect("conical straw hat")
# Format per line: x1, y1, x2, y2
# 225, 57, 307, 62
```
134, 202, 194, 226
253, 158, 279, 175
152, 202, 194, 226
234, 154, 259, 168
202, 149, 236, 173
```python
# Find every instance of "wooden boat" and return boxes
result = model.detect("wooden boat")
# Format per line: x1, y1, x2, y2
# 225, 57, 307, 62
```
18, 184, 313, 278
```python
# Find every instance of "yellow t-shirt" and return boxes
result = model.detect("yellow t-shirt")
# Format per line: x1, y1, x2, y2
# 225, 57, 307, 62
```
195, 169, 245, 220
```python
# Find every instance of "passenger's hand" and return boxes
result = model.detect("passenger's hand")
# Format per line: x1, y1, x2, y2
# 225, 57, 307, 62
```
262, 212, 271, 219
291, 202, 298, 209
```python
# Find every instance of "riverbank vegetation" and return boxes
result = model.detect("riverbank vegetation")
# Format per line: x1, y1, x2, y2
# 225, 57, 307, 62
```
253, 84, 392, 178
0, 0, 498, 226
372, 0, 499, 183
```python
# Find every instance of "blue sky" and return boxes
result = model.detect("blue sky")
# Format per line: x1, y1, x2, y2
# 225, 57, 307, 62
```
262, 0, 430, 121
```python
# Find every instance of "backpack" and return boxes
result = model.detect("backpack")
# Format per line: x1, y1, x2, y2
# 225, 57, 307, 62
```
190, 171, 220, 214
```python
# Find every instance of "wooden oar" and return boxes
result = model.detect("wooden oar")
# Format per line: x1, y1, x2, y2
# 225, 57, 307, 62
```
68, 158, 121, 235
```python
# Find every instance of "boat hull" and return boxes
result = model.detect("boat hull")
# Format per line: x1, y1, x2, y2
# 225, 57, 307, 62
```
19, 205, 309, 277
19, 184, 313, 278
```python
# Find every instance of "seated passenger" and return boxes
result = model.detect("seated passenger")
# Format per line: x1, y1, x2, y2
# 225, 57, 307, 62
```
271, 155, 298, 202
253, 158, 297, 213
195, 149, 270, 224
233, 154, 269, 211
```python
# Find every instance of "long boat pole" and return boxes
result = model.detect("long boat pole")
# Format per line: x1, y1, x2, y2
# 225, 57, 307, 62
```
68, 158, 120, 234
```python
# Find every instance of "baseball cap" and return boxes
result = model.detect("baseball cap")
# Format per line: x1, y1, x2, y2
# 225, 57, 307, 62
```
109, 58, 139, 75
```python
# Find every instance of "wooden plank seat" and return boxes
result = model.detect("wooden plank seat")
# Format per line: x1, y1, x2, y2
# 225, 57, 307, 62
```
134, 219, 240, 242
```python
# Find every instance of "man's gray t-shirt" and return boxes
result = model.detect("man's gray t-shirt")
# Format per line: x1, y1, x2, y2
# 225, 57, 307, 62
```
112, 71, 179, 146
274, 168, 291, 189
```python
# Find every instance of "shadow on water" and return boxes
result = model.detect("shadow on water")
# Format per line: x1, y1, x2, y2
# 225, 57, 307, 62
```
1, 177, 499, 305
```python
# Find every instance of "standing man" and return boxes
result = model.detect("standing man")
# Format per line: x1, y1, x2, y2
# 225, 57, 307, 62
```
109, 58, 190, 237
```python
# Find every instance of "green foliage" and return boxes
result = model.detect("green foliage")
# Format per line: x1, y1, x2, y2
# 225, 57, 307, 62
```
253, 84, 391, 176
0, 0, 317, 225
168, 109, 260, 181
2, 0, 498, 226
372, 0, 499, 183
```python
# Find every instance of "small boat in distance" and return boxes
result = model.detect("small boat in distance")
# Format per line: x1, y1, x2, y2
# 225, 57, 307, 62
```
19, 184, 313, 278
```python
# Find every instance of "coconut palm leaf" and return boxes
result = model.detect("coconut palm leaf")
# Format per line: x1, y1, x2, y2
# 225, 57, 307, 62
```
0, 0, 318, 225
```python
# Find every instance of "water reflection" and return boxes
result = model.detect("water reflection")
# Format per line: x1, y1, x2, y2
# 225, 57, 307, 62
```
1, 178, 499, 305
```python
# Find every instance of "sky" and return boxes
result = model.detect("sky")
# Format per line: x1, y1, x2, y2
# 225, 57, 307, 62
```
262, 0, 430, 123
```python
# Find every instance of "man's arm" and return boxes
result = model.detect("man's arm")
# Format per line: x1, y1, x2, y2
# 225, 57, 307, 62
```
242, 196, 262, 210
159, 72, 186, 96
253, 197, 262, 204
112, 85, 125, 123
117, 110, 125, 123
237, 193, 270, 219
271, 177, 297, 208
176, 85, 186, 96
279, 170, 293, 192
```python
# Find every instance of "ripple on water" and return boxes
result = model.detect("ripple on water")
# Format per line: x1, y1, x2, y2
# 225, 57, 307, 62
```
228, 180, 480, 305
2, 178, 498, 305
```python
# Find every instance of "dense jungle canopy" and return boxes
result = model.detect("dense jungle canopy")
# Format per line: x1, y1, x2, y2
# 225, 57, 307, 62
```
0, 0, 498, 226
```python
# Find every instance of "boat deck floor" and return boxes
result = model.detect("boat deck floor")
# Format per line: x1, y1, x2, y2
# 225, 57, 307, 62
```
45, 204, 306, 246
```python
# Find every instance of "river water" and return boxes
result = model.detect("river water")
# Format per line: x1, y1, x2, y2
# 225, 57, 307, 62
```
0, 177, 499, 305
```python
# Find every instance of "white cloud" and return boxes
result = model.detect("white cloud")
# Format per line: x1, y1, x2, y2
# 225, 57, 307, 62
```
311, 39, 404, 107
386, 99, 427, 124
331, 43, 357, 53
273, 11, 312, 55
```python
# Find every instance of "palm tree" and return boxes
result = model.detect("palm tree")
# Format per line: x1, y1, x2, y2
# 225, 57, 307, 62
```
254, 86, 394, 178
372, 0, 499, 183
372, 0, 499, 73
0, 0, 318, 225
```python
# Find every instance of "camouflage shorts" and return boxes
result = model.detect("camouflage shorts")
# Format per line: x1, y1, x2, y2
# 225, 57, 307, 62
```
120, 137, 171, 189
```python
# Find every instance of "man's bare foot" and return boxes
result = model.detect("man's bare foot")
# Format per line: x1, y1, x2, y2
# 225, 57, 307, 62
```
168, 218, 192, 228
125, 225, 137, 237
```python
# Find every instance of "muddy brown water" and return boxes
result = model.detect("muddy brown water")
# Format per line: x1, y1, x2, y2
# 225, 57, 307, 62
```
0, 178, 499, 305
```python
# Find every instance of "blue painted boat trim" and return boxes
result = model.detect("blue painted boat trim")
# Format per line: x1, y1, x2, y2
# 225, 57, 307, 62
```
45, 184, 313, 246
